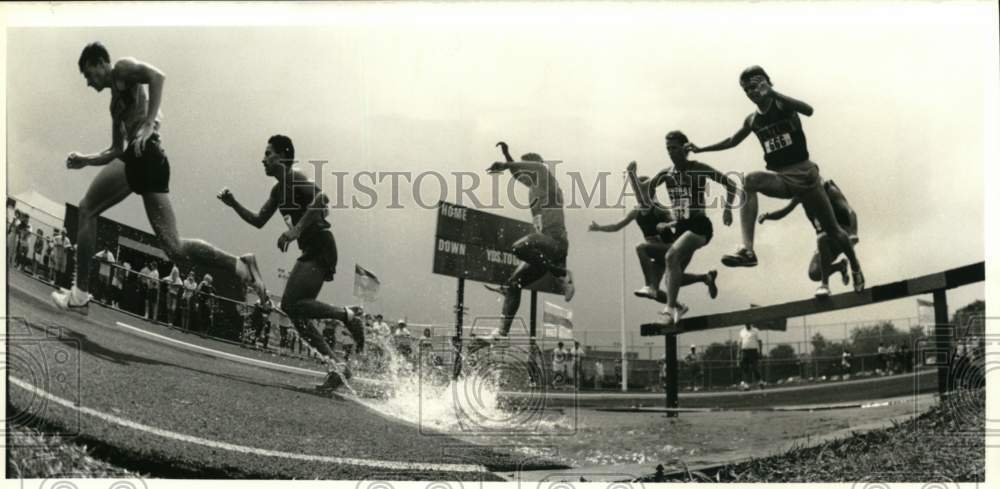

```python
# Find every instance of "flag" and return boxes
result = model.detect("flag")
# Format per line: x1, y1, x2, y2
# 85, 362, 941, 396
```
917, 298, 935, 329
353, 264, 380, 302
543, 301, 574, 339
748, 303, 787, 331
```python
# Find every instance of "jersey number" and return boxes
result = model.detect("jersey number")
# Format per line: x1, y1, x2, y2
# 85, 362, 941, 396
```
763, 133, 793, 154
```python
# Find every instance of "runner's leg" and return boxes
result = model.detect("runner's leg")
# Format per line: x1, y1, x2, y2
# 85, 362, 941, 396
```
664, 232, 708, 309
74, 162, 132, 293
738, 171, 795, 252
141, 193, 243, 275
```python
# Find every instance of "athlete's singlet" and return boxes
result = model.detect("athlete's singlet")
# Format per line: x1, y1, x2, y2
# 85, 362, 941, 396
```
528, 168, 568, 242
271, 170, 332, 247
635, 206, 671, 238
747, 101, 809, 170
661, 166, 710, 221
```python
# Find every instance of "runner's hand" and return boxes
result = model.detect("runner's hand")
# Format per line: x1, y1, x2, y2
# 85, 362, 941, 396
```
752, 76, 773, 98
487, 162, 507, 174
627, 161, 637, 173
216, 188, 236, 207
684, 142, 701, 153
66, 152, 87, 169
588, 221, 600, 231
723, 208, 733, 226
132, 120, 156, 157
757, 212, 770, 224
277, 229, 298, 253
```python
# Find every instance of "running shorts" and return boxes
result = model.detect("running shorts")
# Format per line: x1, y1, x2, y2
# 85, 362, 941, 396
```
121, 133, 171, 195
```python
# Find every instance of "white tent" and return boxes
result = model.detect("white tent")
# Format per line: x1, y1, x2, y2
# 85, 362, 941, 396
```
10, 189, 65, 232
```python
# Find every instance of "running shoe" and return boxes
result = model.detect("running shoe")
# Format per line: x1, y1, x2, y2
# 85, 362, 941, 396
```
815, 284, 831, 298
672, 303, 689, 325
51, 287, 91, 316
316, 370, 344, 392
721, 247, 758, 268
835, 259, 849, 286
562, 271, 575, 302
852, 270, 866, 293
706, 270, 719, 299
633, 286, 657, 299
239, 254, 271, 305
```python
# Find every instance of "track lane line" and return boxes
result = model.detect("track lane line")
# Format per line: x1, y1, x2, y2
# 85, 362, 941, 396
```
7, 376, 486, 474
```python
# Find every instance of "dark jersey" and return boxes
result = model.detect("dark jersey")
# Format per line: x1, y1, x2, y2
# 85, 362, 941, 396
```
271, 169, 331, 247
526, 166, 567, 242
635, 206, 671, 237
659, 164, 714, 221
747, 100, 810, 170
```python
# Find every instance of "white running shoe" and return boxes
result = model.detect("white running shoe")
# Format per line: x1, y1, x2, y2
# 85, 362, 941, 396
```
562, 271, 575, 302
815, 284, 831, 298
672, 303, 689, 325
633, 286, 657, 299
51, 287, 91, 316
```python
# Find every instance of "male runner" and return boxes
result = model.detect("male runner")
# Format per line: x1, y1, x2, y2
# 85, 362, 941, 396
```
487, 141, 574, 337
218, 134, 365, 390
52, 42, 269, 313
758, 179, 859, 296
651, 131, 736, 324
684, 65, 864, 292
589, 162, 718, 303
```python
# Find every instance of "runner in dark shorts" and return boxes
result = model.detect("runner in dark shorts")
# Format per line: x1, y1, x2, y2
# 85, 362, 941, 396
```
218, 134, 364, 390
758, 179, 859, 296
487, 141, 575, 337
53, 42, 269, 315
684, 65, 864, 292
649, 131, 737, 325
589, 162, 718, 303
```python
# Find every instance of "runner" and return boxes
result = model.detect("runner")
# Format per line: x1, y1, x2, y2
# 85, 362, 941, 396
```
588, 162, 718, 303
758, 179, 859, 296
487, 141, 574, 337
650, 131, 736, 324
684, 65, 864, 292
52, 42, 269, 314
217, 134, 365, 391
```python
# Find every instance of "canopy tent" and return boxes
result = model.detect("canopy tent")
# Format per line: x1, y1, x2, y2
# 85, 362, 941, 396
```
10, 189, 66, 232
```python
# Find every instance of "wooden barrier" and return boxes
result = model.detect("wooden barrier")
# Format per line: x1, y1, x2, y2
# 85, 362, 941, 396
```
641, 262, 984, 416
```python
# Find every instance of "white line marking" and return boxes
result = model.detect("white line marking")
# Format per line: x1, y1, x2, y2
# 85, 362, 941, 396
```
7, 376, 486, 474
114, 321, 325, 378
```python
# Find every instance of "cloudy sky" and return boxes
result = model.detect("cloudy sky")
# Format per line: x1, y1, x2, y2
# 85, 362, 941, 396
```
3, 2, 995, 353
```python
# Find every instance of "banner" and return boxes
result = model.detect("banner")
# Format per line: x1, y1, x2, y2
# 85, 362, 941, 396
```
543, 301, 574, 339
353, 264, 381, 302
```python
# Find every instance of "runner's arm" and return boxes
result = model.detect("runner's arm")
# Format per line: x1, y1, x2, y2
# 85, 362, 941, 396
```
114, 58, 165, 129
287, 193, 330, 239
686, 120, 753, 153
71, 118, 126, 168
224, 191, 278, 229
772, 91, 813, 117
589, 209, 638, 232
760, 197, 801, 222
699, 162, 739, 211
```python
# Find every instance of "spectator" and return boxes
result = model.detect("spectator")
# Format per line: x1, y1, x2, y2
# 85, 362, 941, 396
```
7, 211, 21, 267
93, 247, 115, 302
110, 262, 125, 308
841, 349, 853, 377
50, 229, 72, 286
876, 342, 889, 375
195, 274, 216, 333
739, 324, 764, 390
32, 228, 47, 277
552, 342, 570, 386
372, 314, 391, 337
15, 214, 32, 270
394, 320, 413, 358
140, 262, 161, 321
594, 359, 605, 389
570, 341, 584, 386
251, 301, 272, 348
419, 327, 433, 350
684, 345, 703, 391
182, 271, 198, 330
120, 262, 136, 313
394, 320, 411, 337
658, 353, 668, 391
164, 266, 183, 326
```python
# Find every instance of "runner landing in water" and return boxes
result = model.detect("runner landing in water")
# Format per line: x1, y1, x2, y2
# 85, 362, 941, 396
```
588, 161, 718, 304
650, 131, 737, 325
758, 179, 859, 297
684, 65, 864, 292
217, 135, 364, 391
486, 141, 574, 337
52, 42, 269, 315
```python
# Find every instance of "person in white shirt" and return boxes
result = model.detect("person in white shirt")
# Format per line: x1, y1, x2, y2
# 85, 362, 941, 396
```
594, 359, 605, 389
739, 324, 764, 390
181, 271, 198, 330
93, 248, 115, 303
569, 341, 585, 385
552, 342, 570, 386
372, 314, 391, 337
141, 262, 160, 321
165, 266, 183, 325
